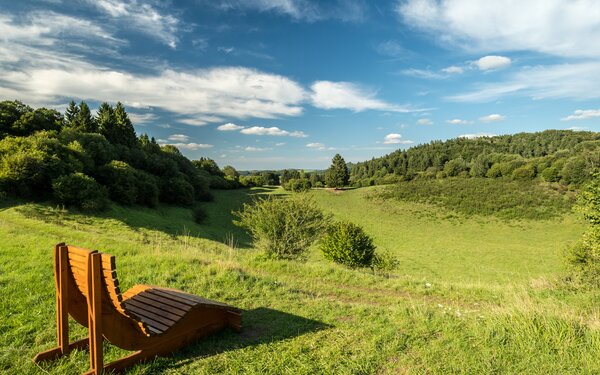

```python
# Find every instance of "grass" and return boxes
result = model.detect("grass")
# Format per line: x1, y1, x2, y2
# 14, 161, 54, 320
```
377, 177, 576, 220
1, 185, 599, 374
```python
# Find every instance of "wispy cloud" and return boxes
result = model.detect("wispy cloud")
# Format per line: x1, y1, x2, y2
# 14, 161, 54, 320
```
383, 133, 413, 145
215, 0, 367, 23
167, 134, 189, 142
448, 63, 600, 102
446, 118, 471, 125
245, 146, 272, 151
310, 81, 417, 112
479, 114, 504, 123
417, 118, 433, 125
397, 0, 600, 58
217, 123, 245, 131
562, 109, 600, 121
306, 142, 325, 150
157, 140, 213, 150
240, 126, 307, 137
87, 0, 181, 48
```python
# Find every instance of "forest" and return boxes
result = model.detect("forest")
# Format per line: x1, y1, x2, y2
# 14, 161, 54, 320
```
349, 130, 600, 188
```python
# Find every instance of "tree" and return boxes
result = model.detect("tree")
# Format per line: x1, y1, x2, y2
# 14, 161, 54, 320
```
325, 154, 349, 189
223, 165, 239, 180
113, 102, 137, 147
64, 100, 79, 126
72, 101, 97, 133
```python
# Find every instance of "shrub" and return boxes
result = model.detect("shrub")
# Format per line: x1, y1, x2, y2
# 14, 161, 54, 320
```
134, 170, 159, 207
234, 193, 329, 259
160, 176, 195, 206
372, 251, 399, 276
96, 160, 138, 205
285, 178, 311, 192
320, 221, 376, 268
52, 172, 108, 211
192, 206, 207, 224
541, 166, 560, 182
512, 164, 536, 180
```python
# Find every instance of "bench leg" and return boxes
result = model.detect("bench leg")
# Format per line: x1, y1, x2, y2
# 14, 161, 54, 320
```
33, 337, 90, 363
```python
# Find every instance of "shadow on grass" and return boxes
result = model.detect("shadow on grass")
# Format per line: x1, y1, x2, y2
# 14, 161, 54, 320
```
11, 187, 282, 249
149, 307, 331, 372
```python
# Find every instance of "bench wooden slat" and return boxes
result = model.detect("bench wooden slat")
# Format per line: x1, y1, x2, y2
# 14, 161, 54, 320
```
135, 291, 192, 312
128, 294, 188, 317
123, 298, 185, 321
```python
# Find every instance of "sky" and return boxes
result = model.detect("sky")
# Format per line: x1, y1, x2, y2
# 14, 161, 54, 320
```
2, 1, 600, 170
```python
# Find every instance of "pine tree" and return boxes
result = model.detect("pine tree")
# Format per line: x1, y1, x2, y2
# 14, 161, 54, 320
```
64, 100, 79, 127
325, 154, 349, 189
73, 101, 97, 133
97, 102, 116, 140
113, 102, 137, 147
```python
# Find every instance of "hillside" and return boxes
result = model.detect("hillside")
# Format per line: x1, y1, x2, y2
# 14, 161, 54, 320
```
350, 130, 600, 187
3, 188, 597, 374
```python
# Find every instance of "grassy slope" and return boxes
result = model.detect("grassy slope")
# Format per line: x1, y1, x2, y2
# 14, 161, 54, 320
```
1, 186, 599, 374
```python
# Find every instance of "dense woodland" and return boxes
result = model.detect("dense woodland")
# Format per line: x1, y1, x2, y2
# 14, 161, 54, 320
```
350, 130, 600, 187
0, 100, 238, 210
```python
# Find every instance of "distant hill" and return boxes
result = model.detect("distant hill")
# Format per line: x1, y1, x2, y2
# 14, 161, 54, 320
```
350, 130, 600, 187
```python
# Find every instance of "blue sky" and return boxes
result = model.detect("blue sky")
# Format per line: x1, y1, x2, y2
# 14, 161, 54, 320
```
2, 1, 600, 169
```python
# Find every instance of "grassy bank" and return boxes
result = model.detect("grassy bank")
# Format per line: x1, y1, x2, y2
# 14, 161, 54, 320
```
1, 186, 598, 374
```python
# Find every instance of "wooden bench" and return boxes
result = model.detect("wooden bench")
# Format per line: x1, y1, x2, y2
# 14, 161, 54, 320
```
34, 243, 241, 374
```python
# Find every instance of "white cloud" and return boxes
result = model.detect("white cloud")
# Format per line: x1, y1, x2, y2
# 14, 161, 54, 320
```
449, 62, 600, 102
275, 142, 286, 146
459, 133, 497, 139
310, 81, 415, 112
402, 68, 445, 79
240, 126, 307, 137
446, 118, 470, 125
397, 0, 600, 58
479, 114, 505, 123
158, 141, 213, 150
167, 134, 189, 142
567, 126, 588, 131
375, 40, 406, 57
474, 55, 511, 71
128, 112, 157, 124
177, 117, 218, 126
562, 109, 600, 121
218, 122, 245, 131
441, 65, 464, 74
245, 146, 272, 152
383, 133, 414, 145
417, 118, 433, 125
88, 0, 180, 48
306, 142, 325, 150
217, 0, 367, 22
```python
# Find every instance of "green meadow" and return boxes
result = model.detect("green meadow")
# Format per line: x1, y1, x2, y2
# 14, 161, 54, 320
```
2, 185, 599, 374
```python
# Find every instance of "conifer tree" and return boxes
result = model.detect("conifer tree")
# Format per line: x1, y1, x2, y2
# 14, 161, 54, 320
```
325, 154, 349, 189
73, 101, 97, 133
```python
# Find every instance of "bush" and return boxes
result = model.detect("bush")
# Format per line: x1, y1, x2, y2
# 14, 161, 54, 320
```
512, 164, 536, 180
192, 206, 207, 224
96, 160, 138, 205
372, 251, 399, 276
234, 193, 329, 259
160, 176, 195, 206
134, 170, 159, 207
320, 221, 376, 268
52, 172, 108, 211
284, 178, 311, 192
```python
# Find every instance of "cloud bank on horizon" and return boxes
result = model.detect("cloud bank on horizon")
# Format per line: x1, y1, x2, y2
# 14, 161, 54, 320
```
0, 0, 598, 169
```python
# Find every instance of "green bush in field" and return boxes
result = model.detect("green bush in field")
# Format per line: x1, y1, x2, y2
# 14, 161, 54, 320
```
97, 160, 138, 205
52, 172, 108, 211
320, 221, 376, 268
234, 193, 329, 259
372, 250, 399, 275
567, 173, 600, 287
512, 164, 536, 180
192, 206, 207, 224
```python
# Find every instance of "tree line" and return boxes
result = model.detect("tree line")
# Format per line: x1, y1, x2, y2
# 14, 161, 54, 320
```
0, 100, 243, 210
349, 130, 600, 187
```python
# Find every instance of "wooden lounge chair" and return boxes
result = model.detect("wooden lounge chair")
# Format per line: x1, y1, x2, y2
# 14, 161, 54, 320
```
34, 243, 242, 374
